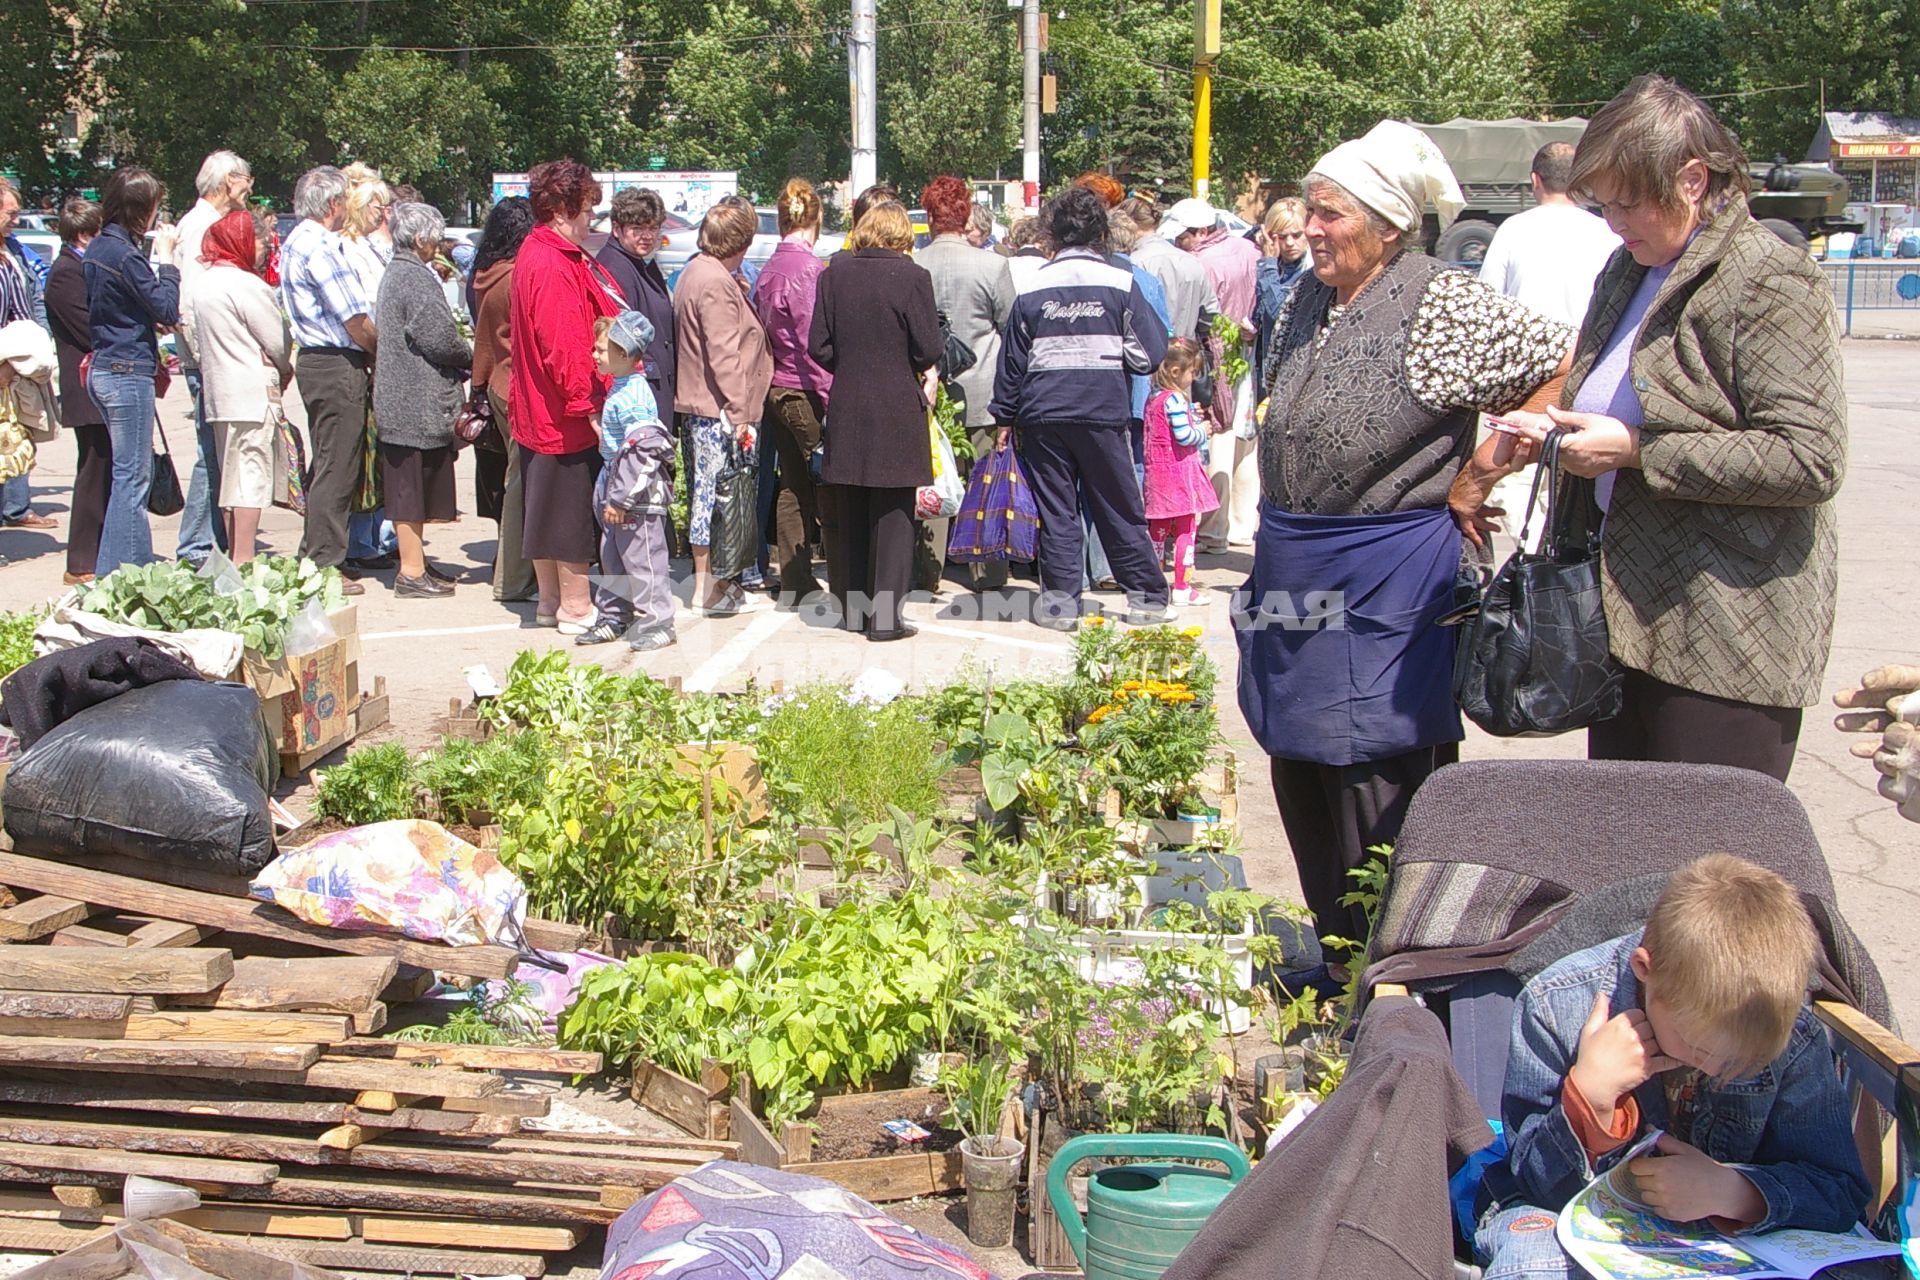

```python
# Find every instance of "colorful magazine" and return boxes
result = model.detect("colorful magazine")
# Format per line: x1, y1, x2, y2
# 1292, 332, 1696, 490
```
1557, 1130, 1900, 1279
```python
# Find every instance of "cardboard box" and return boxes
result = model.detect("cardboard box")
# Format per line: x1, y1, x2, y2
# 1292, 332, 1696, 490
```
672, 741, 769, 822
240, 605, 359, 699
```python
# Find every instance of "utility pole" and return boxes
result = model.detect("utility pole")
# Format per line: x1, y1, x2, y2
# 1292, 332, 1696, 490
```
850, 0, 878, 197
1022, 0, 1041, 212
1193, 0, 1221, 201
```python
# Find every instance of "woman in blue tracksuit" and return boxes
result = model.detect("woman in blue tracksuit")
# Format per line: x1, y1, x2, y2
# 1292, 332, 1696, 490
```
989, 185, 1170, 630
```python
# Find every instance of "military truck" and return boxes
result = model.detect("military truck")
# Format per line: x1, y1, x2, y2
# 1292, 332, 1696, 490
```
1411, 117, 1861, 262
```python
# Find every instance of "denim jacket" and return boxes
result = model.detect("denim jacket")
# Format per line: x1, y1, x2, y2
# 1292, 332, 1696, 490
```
1481, 931, 1869, 1235
83, 224, 181, 376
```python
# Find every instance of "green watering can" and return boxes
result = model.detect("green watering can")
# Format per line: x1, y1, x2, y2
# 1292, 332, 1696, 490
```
1045, 1133, 1251, 1280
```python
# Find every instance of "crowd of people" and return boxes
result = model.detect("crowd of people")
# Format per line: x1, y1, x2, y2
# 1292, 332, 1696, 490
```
2, 71, 1847, 985
0, 71, 1867, 1280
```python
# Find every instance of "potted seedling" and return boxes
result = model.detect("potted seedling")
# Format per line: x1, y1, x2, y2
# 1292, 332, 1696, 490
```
942, 1051, 1024, 1249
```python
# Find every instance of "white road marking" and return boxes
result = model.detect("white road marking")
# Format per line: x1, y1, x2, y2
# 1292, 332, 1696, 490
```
684, 610, 794, 692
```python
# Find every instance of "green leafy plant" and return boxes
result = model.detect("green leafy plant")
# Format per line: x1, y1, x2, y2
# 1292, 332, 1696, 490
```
313, 741, 418, 826
412, 729, 553, 824
559, 952, 747, 1078
1210, 312, 1249, 386
934, 382, 973, 467
391, 979, 544, 1045
0, 608, 45, 679
941, 1052, 1016, 1141
77, 555, 345, 659
750, 685, 947, 825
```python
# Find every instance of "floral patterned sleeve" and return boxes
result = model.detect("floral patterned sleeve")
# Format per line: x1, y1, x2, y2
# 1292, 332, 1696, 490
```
1403, 270, 1574, 416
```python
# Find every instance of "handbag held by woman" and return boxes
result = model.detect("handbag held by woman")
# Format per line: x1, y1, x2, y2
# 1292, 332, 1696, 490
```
1450, 429, 1622, 737
147, 410, 185, 518
707, 433, 760, 582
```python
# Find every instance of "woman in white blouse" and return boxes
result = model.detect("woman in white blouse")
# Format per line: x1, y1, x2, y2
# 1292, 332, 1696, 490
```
187, 208, 291, 562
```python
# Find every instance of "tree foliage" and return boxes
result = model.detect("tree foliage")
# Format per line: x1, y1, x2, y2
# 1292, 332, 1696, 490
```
2, 0, 1914, 212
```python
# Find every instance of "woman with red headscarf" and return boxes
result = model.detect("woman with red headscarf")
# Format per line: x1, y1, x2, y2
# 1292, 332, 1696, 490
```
186, 207, 291, 562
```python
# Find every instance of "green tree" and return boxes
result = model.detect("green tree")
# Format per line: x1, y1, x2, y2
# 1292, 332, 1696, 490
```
0, 1, 95, 192
878, 0, 1021, 189
1044, 0, 1193, 193
1724, 0, 1920, 158
333, 49, 502, 211
1527, 0, 1732, 113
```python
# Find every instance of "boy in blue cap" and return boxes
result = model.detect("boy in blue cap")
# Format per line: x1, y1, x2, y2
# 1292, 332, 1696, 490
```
577, 310, 677, 651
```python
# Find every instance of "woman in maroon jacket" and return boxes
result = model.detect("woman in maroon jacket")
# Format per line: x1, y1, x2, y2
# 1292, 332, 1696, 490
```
508, 160, 620, 632
807, 203, 942, 641
43, 198, 106, 584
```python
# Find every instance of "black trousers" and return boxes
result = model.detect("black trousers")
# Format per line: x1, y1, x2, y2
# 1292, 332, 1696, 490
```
830, 484, 916, 634
295, 348, 371, 569
1589, 665, 1803, 783
1019, 419, 1166, 612
67, 423, 112, 577
1270, 745, 1451, 964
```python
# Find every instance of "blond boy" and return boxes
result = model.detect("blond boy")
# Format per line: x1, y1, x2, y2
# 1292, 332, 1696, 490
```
1476, 854, 1870, 1277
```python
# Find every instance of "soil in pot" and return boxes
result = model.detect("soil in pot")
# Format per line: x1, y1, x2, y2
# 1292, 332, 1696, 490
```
960, 1134, 1025, 1249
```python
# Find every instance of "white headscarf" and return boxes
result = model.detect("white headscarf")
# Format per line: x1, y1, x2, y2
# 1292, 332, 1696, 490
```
1308, 121, 1464, 235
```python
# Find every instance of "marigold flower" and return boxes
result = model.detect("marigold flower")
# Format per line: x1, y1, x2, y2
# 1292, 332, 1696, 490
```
1182, 626, 1203, 639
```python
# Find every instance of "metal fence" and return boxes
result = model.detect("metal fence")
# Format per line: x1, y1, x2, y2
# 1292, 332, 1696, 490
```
1819, 259, 1920, 336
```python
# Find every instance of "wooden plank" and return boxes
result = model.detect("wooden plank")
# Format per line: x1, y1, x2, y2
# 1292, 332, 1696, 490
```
306, 1057, 504, 1100
0, 1076, 484, 1133
520, 918, 590, 953
0, 852, 518, 980
228, 1174, 623, 1226
803, 1148, 966, 1202
632, 1057, 724, 1138
435, 1090, 548, 1116
0, 1015, 125, 1037
254, 1240, 544, 1277
51, 1187, 104, 1210
129, 920, 212, 948
125, 1012, 352, 1044
174, 1207, 356, 1241
0, 1036, 318, 1071
350, 1003, 387, 1035
169, 956, 398, 1015
51, 923, 134, 948
0, 1139, 277, 1185
730, 1096, 786, 1169
358, 1218, 582, 1252
333, 1039, 602, 1074
0, 1219, 113, 1252
380, 966, 435, 1005
316, 1125, 370, 1151
0, 1113, 673, 1189
0, 896, 91, 941
1815, 999, 1920, 1079
0, 948, 233, 994
0, 991, 132, 1020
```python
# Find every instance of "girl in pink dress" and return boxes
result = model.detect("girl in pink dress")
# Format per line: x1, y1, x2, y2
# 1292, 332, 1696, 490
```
1142, 339, 1220, 606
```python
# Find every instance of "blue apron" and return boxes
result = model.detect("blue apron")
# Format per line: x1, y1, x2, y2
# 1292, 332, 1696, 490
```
1234, 501, 1463, 767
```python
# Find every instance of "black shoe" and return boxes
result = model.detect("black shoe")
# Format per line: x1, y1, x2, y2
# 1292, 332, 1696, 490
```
776, 583, 826, 611
629, 627, 677, 652
424, 561, 458, 583
393, 572, 453, 598
346, 553, 397, 573
1034, 612, 1079, 633
574, 619, 625, 645
866, 623, 918, 643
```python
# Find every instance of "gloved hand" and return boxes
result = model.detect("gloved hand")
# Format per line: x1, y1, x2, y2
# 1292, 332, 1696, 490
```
1835, 665, 1920, 822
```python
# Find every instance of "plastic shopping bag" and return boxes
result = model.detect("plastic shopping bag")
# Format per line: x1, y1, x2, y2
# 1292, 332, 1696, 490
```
707, 433, 760, 582
947, 443, 1040, 563
915, 412, 964, 520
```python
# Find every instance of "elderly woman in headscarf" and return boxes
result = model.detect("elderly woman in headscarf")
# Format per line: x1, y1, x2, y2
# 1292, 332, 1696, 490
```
1237, 121, 1575, 980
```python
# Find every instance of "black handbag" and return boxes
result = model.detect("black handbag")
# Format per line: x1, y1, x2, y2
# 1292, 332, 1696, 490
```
147, 412, 184, 518
1450, 430, 1622, 737
707, 434, 760, 582
937, 310, 977, 381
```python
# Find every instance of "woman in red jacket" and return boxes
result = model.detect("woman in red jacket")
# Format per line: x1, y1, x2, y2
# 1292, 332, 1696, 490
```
508, 159, 620, 632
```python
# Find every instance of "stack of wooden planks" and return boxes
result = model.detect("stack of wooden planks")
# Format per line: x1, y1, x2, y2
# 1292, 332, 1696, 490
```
0, 846, 731, 1277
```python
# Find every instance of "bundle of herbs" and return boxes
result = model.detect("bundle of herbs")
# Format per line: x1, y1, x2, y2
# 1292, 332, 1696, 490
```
77, 555, 345, 660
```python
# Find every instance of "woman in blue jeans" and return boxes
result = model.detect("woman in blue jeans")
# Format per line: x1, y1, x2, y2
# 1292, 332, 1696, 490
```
84, 166, 180, 576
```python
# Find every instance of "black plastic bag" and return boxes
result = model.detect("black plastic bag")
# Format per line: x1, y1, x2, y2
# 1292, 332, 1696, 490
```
2, 679, 280, 876
707, 437, 760, 582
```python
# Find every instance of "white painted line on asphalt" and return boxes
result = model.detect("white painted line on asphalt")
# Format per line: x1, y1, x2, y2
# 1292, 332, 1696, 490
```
914, 621, 1072, 655
685, 610, 794, 692
362, 622, 528, 642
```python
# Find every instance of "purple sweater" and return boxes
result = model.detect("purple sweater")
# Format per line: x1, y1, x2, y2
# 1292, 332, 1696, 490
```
754, 237, 832, 397
1574, 261, 1671, 509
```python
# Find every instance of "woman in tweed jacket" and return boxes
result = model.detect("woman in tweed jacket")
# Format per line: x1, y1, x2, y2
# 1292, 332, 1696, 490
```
1454, 75, 1846, 782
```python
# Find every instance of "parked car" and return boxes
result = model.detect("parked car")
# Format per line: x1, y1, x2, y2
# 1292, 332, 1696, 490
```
13, 230, 61, 271
653, 207, 844, 289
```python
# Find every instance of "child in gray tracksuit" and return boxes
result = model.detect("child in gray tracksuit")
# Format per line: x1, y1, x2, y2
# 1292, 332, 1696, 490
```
576, 311, 677, 652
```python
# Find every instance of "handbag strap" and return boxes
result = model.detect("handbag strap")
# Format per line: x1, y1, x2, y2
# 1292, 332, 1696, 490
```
1511, 429, 1562, 552
152, 410, 171, 456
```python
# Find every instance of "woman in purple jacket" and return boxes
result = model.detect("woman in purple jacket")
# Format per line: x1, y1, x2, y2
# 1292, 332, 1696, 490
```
753, 178, 833, 609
